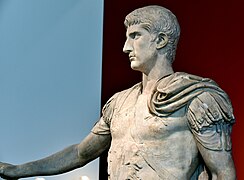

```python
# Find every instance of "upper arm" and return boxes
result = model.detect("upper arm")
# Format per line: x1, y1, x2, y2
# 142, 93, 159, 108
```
197, 140, 236, 179
187, 92, 236, 179
77, 132, 111, 163
76, 93, 118, 163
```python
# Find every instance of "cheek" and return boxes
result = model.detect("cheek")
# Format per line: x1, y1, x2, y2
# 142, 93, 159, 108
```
134, 43, 148, 55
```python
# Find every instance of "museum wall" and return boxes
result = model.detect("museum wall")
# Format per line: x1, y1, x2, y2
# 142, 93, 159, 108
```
101, 0, 244, 179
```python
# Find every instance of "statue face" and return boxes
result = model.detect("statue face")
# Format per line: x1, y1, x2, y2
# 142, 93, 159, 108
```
123, 24, 157, 75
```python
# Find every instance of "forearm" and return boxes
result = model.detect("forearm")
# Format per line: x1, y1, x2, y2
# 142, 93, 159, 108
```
1, 133, 111, 179
3, 144, 82, 179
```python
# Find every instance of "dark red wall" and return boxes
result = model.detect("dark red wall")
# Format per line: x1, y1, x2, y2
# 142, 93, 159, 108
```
101, 0, 244, 179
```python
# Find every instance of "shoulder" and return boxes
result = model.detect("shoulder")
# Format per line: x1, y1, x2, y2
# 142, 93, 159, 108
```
187, 90, 235, 151
187, 90, 235, 132
102, 82, 141, 124
148, 72, 223, 117
104, 82, 141, 109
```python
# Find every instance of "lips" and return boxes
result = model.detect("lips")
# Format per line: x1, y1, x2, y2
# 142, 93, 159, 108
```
129, 57, 135, 61
129, 54, 135, 61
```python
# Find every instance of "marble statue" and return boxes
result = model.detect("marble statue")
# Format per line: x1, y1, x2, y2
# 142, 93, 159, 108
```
0, 5, 236, 180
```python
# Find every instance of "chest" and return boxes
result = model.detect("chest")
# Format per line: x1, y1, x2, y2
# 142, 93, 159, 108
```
110, 94, 189, 141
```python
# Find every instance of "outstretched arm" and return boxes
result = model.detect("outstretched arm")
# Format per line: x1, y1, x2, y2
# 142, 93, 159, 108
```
0, 132, 111, 179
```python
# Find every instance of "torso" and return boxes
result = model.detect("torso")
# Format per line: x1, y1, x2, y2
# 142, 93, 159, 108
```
108, 84, 200, 179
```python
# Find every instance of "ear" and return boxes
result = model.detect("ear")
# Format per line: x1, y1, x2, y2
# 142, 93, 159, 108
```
156, 32, 168, 49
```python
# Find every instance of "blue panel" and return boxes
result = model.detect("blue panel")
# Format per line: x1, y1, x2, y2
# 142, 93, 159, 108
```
0, 0, 104, 179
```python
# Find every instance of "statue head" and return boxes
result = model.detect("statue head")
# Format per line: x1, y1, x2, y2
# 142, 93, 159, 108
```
124, 5, 180, 63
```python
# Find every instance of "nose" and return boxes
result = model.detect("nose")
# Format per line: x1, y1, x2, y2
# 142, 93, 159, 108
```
123, 39, 133, 53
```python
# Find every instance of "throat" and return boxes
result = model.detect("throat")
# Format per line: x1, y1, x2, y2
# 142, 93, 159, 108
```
141, 71, 173, 95
141, 80, 157, 95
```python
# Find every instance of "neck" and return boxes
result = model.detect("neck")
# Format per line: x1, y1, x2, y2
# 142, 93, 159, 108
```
142, 57, 174, 94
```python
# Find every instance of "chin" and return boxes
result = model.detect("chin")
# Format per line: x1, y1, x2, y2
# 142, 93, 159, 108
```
130, 63, 145, 73
130, 64, 140, 71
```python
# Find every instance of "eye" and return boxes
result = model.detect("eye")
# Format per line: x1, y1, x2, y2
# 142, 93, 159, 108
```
130, 32, 141, 40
